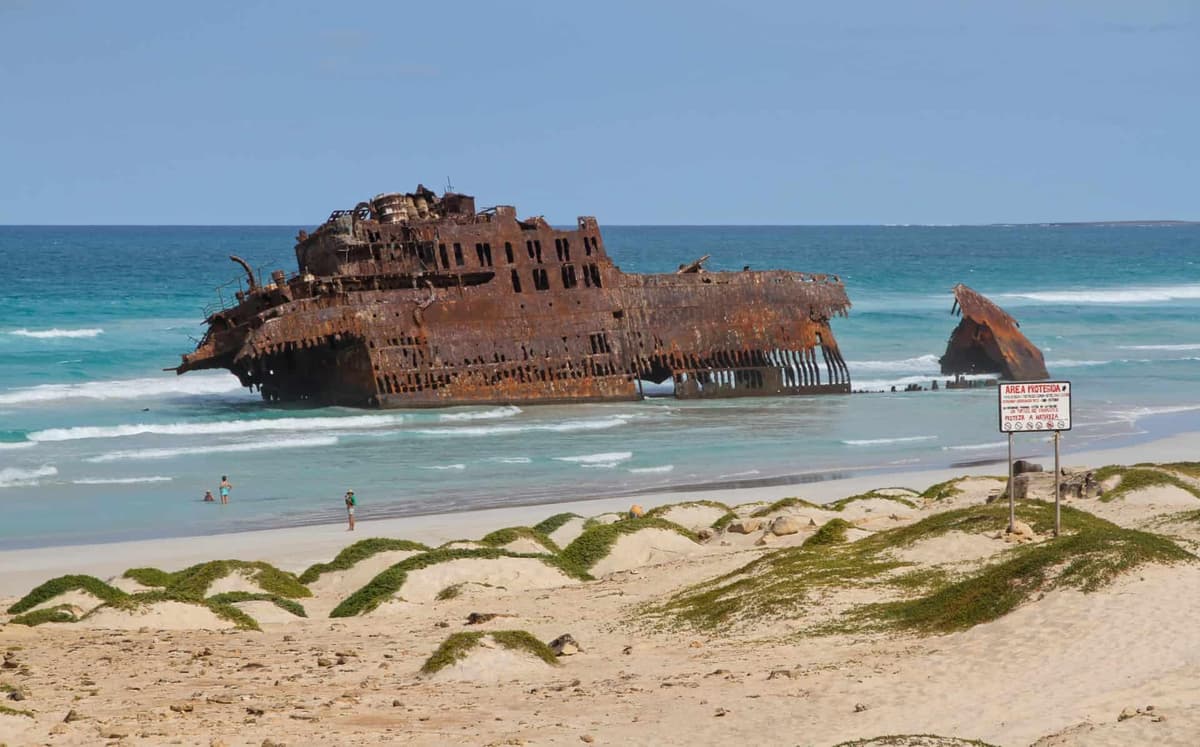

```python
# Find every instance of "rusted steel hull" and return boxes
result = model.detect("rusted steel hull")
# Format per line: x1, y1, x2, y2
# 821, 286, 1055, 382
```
177, 188, 852, 408
939, 283, 1048, 381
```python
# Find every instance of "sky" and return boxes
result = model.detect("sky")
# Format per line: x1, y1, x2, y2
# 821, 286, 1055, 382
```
0, 1, 1196, 225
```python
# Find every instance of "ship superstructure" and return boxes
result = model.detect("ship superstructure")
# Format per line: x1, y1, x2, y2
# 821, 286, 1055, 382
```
178, 187, 852, 407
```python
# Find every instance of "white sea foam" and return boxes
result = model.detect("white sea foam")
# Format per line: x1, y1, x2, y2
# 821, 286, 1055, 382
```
0, 441, 35, 451
717, 469, 761, 479
998, 283, 1200, 305
0, 465, 57, 488
1112, 404, 1200, 422
414, 414, 635, 438
1119, 343, 1200, 351
488, 456, 533, 464
439, 406, 521, 422
842, 436, 937, 446
72, 476, 173, 485
422, 463, 466, 471
0, 373, 245, 406
555, 451, 633, 466
845, 354, 939, 373
942, 441, 1007, 451
9, 328, 104, 339
30, 413, 412, 442
1046, 359, 1110, 368
85, 436, 337, 463
629, 465, 674, 474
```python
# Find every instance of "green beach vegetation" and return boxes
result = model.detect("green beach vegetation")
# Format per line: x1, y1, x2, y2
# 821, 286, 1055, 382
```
558, 517, 696, 573
650, 501, 1192, 635
478, 526, 560, 553
532, 512, 583, 535
330, 548, 591, 618
420, 630, 559, 675
297, 538, 429, 584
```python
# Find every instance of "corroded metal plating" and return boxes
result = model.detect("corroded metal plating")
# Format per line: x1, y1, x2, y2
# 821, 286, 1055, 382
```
940, 283, 1049, 381
177, 187, 853, 408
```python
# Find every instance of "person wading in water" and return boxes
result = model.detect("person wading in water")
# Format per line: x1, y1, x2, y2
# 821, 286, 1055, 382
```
219, 476, 233, 504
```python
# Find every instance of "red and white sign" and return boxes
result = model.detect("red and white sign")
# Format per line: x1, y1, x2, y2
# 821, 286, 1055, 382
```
998, 381, 1071, 433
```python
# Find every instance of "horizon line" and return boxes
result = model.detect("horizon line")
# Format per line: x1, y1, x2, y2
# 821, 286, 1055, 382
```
1, 219, 1198, 229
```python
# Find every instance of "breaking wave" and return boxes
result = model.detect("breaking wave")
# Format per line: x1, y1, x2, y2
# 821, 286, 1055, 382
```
555, 451, 633, 466
0, 441, 35, 451
842, 436, 938, 446
72, 476, 173, 485
9, 328, 104, 339
414, 415, 635, 438
942, 441, 1007, 451
998, 283, 1200, 305
488, 456, 532, 464
85, 436, 338, 463
30, 413, 412, 442
845, 354, 939, 373
439, 406, 522, 422
0, 374, 245, 406
1112, 404, 1200, 422
1119, 343, 1200, 351
629, 464, 674, 474
422, 463, 466, 471
0, 465, 57, 488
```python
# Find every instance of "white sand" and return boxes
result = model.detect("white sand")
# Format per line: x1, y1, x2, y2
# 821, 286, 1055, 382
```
893, 530, 1008, 565
78, 601, 234, 631
656, 502, 729, 530
547, 516, 586, 547
428, 640, 557, 682
107, 575, 156, 594
501, 537, 552, 554
28, 589, 105, 616
234, 599, 303, 625
306, 549, 422, 599
206, 569, 270, 596
589, 528, 704, 576
396, 557, 579, 603
1121, 485, 1200, 506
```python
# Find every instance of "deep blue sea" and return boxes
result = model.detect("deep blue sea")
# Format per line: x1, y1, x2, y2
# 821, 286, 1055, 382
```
2, 225, 1198, 548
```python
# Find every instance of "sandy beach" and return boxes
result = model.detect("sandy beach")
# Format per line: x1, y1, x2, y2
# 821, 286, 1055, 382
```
2, 432, 1199, 746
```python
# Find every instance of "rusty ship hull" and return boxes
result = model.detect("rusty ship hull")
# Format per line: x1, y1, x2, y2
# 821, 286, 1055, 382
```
177, 188, 852, 408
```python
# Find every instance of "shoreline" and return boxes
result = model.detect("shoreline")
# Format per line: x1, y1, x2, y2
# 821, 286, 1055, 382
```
2, 429, 1198, 598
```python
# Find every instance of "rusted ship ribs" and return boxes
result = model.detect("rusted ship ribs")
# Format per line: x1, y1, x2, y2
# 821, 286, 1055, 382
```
177, 186, 853, 408
939, 284, 1048, 381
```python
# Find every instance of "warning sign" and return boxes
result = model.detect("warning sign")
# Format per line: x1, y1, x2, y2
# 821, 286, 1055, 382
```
998, 381, 1071, 433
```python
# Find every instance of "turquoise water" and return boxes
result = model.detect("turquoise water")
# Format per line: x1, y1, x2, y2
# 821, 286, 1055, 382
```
2, 225, 1198, 548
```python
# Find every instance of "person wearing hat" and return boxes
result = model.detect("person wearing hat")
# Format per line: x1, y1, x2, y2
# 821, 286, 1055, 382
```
344, 489, 357, 531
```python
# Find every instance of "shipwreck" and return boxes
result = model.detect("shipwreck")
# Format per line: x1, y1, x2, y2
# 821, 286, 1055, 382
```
940, 284, 1048, 381
177, 186, 852, 408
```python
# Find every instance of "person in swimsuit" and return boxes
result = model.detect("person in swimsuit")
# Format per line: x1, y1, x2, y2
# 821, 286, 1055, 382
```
344, 490, 357, 531
203, 490, 215, 502
219, 476, 232, 504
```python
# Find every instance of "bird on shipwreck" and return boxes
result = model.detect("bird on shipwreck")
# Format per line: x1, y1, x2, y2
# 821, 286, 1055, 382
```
176, 186, 854, 408
939, 283, 1049, 381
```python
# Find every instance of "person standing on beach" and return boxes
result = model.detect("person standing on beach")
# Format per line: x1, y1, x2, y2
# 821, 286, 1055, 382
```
219, 475, 232, 505
344, 490, 357, 531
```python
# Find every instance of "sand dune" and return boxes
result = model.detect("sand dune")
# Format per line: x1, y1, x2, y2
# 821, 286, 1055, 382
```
3, 454, 1200, 745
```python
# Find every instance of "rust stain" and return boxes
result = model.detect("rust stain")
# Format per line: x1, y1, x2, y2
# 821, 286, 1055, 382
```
177, 186, 853, 408
940, 283, 1049, 381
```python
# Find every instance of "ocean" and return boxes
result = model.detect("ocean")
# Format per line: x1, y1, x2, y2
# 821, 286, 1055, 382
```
2, 224, 1198, 549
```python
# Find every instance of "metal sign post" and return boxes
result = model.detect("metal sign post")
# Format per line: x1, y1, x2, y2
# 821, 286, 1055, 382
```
999, 381, 1072, 537
1054, 431, 1061, 536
